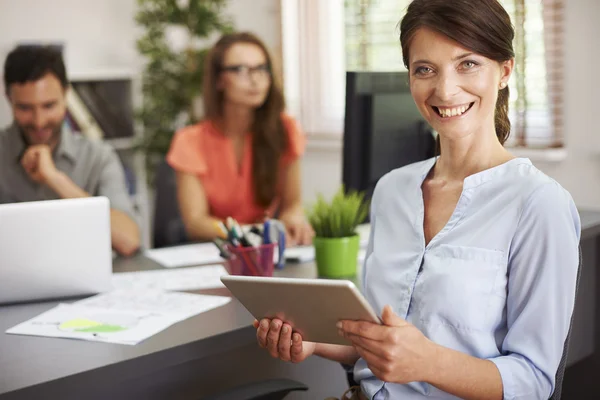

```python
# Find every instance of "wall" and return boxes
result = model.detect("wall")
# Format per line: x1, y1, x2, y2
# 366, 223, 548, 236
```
302, 143, 343, 203
1, 0, 597, 209
0, 0, 282, 246
531, 0, 600, 210
300, 0, 600, 211
0, 0, 136, 124
0, 0, 281, 126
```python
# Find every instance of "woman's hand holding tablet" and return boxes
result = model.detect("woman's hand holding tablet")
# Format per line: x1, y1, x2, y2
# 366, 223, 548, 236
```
253, 318, 316, 363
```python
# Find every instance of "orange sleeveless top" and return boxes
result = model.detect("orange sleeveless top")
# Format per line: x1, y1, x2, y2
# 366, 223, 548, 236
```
166, 114, 306, 224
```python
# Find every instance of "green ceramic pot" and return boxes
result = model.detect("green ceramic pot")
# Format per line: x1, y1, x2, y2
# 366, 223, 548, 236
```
313, 235, 360, 278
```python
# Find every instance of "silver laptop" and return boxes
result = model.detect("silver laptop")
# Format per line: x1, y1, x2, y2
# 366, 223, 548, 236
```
0, 197, 112, 305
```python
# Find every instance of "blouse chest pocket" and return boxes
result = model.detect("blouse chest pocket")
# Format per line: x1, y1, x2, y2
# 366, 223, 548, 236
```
411, 244, 506, 332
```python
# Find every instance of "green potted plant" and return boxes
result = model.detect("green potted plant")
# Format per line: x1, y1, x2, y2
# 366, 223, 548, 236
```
307, 186, 370, 278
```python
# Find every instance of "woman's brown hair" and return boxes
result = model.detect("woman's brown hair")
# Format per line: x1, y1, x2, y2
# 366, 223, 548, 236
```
203, 32, 287, 208
399, 0, 515, 147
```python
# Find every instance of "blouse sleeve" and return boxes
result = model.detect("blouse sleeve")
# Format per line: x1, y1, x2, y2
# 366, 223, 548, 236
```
166, 125, 207, 176
488, 182, 581, 399
281, 114, 306, 165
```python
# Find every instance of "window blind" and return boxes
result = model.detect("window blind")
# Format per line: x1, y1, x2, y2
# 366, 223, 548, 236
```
344, 0, 565, 148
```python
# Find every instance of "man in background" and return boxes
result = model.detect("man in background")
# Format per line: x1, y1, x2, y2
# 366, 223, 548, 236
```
0, 45, 140, 257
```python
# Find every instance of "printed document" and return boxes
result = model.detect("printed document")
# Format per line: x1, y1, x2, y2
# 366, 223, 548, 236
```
6, 289, 231, 345
144, 243, 224, 268
112, 265, 228, 291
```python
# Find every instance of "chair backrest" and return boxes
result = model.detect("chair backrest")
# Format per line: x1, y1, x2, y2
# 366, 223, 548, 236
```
549, 245, 583, 400
201, 378, 308, 400
152, 160, 188, 248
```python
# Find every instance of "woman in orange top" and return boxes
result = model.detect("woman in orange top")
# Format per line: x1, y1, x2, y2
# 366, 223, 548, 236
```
166, 32, 314, 245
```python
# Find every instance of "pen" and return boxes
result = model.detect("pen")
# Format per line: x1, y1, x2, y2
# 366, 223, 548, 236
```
225, 217, 235, 230
213, 238, 231, 259
214, 221, 228, 239
246, 225, 263, 246
270, 219, 287, 269
225, 217, 237, 244
262, 219, 271, 245
229, 235, 241, 248
231, 219, 252, 247
225, 218, 260, 276
249, 225, 262, 237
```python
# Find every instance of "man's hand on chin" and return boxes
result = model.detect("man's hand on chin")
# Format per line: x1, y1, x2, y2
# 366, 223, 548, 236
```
20, 144, 60, 185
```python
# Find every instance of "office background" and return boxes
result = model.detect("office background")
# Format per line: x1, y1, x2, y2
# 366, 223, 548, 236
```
0, 0, 599, 249
1, 1, 600, 398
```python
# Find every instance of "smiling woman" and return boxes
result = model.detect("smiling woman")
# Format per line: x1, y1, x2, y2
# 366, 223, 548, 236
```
342, 0, 563, 148
400, 0, 515, 154
254, 1, 581, 399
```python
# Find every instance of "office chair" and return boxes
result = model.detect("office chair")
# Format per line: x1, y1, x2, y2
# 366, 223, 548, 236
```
549, 244, 582, 400
152, 160, 189, 248
201, 378, 308, 400
342, 246, 582, 400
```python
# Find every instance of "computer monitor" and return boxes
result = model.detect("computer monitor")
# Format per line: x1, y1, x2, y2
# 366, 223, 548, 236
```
342, 71, 435, 203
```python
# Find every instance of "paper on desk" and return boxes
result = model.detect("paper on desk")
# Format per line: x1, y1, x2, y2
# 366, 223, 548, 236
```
284, 246, 315, 263
77, 289, 231, 318
6, 289, 231, 345
358, 249, 367, 265
356, 224, 371, 248
144, 243, 224, 268
112, 265, 228, 291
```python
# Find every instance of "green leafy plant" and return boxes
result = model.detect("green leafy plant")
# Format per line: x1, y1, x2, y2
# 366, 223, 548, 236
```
135, 0, 234, 181
307, 186, 370, 238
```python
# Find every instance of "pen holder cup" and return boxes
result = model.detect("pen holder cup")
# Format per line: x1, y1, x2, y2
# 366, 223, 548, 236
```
225, 243, 277, 277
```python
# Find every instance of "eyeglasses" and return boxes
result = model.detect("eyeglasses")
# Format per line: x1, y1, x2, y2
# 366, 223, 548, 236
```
220, 64, 271, 80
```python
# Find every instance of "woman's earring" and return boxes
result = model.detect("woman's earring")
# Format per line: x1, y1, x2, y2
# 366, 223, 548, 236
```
499, 82, 507, 89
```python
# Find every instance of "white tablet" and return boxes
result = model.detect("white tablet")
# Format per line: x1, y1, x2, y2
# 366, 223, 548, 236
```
221, 275, 381, 345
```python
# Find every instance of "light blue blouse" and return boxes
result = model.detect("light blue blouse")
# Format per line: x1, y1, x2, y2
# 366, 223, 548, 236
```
356, 157, 581, 400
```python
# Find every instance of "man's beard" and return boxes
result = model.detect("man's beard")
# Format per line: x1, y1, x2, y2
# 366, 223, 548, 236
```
18, 119, 63, 147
